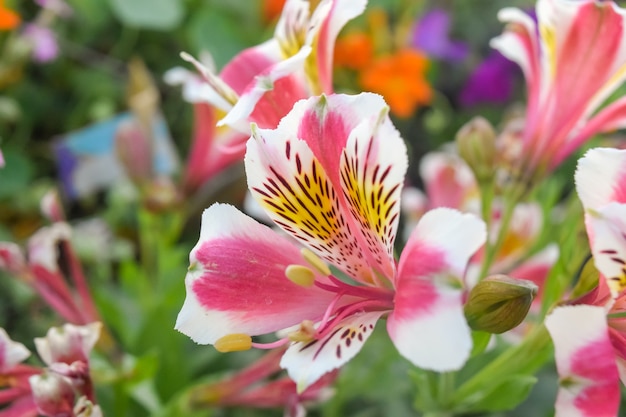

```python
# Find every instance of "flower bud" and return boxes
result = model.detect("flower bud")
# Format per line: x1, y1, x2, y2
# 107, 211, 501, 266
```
464, 274, 537, 334
456, 116, 497, 183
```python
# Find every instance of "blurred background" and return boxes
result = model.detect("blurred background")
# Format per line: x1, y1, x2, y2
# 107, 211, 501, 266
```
0, 1, 555, 416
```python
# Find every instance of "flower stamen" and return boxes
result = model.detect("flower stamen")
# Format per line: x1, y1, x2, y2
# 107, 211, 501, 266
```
215, 334, 252, 352
301, 248, 331, 276
285, 264, 316, 287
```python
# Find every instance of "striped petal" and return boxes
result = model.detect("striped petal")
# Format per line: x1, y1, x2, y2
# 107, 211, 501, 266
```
315, 0, 367, 94
585, 203, 626, 297
245, 93, 407, 284
175, 204, 336, 345
280, 311, 383, 392
388, 208, 486, 371
490, 8, 542, 121
575, 147, 626, 210
548, 1, 626, 135
545, 305, 620, 417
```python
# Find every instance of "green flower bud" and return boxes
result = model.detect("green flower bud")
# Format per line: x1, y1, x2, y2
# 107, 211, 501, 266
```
456, 116, 497, 184
464, 274, 537, 334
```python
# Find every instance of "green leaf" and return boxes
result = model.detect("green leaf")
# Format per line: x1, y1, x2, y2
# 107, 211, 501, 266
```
107, 0, 184, 30
462, 375, 537, 412
0, 149, 35, 199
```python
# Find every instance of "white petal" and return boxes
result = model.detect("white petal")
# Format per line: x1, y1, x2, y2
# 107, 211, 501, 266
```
387, 285, 471, 371
575, 147, 626, 210
0, 328, 30, 372
405, 207, 486, 277
280, 311, 383, 392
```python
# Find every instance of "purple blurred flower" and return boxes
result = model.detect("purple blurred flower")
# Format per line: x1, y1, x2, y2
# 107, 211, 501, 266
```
412, 8, 468, 62
459, 50, 520, 107
22, 24, 59, 62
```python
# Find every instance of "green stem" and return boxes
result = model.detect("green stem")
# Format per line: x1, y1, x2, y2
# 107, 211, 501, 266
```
478, 195, 516, 281
454, 324, 551, 404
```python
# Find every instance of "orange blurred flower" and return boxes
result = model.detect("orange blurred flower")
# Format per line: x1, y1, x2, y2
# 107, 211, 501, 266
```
262, 0, 286, 24
359, 48, 433, 118
334, 31, 374, 71
0, 0, 20, 31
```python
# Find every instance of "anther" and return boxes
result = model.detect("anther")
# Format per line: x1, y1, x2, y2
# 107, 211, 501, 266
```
214, 334, 252, 352
301, 248, 331, 276
286, 265, 316, 287
288, 320, 316, 342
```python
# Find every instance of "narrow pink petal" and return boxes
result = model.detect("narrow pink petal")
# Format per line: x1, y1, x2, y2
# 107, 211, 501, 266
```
491, 7, 539, 85
0, 395, 37, 417
175, 204, 336, 345
419, 151, 476, 211
545, 305, 620, 417
220, 40, 282, 95
550, 1, 625, 130
0, 242, 26, 275
585, 203, 626, 297
491, 8, 542, 130
562, 97, 626, 166
389, 208, 485, 371
575, 148, 626, 209
280, 311, 383, 392
316, 0, 367, 94
183, 103, 247, 192
219, 43, 311, 130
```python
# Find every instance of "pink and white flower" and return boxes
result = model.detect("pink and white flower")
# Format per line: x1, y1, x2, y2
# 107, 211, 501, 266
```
545, 305, 620, 417
0, 328, 39, 417
179, 0, 365, 138
405, 147, 556, 292
545, 147, 626, 415
491, 0, 626, 178
176, 93, 486, 391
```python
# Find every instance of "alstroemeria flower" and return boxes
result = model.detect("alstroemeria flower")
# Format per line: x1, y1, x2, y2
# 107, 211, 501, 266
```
181, 0, 365, 137
546, 147, 626, 414
411, 147, 555, 288
575, 147, 626, 297
574, 148, 626, 368
491, 0, 626, 179
0, 328, 39, 416
1, 221, 99, 326
545, 305, 620, 417
165, 66, 249, 193
176, 93, 486, 391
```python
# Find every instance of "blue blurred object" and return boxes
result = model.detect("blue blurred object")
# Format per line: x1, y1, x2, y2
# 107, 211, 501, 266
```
54, 112, 178, 199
